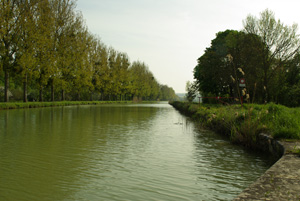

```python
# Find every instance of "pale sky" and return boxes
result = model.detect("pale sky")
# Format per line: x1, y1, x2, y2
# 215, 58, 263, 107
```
76, 0, 300, 93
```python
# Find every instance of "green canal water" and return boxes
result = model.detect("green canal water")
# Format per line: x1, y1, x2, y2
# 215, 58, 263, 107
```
0, 103, 273, 201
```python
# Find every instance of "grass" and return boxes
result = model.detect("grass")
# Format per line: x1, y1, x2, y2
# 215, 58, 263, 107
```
170, 101, 300, 145
0, 100, 157, 110
291, 147, 300, 156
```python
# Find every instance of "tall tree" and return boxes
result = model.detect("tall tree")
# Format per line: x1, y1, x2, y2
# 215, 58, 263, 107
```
92, 42, 110, 100
50, 0, 76, 101
276, 53, 300, 106
159, 85, 177, 101
0, 0, 22, 102
35, 0, 55, 102
118, 53, 130, 100
243, 9, 300, 101
194, 30, 266, 103
129, 61, 150, 100
194, 30, 236, 98
185, 81, 197, 102
16, 0, 39, 102
69, 16, 93, 101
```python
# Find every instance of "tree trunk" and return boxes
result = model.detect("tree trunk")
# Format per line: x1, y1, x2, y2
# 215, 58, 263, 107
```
263, 68, 268, 104
39, 87, 43, 102
61, 89, 65, 101
23, 74, 28, 103
4, 70, 9, 102
51, 80, 54, 102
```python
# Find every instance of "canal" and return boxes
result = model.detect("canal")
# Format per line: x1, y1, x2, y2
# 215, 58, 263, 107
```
0, 102, 273, 200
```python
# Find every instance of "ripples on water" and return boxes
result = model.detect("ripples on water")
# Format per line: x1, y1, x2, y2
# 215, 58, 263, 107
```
0, 103, 274, 201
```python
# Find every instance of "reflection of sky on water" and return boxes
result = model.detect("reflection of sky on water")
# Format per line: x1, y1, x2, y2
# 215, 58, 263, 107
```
0, 103, 272, 201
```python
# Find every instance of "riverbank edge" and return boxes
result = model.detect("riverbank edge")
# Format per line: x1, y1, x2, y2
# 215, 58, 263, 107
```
169, 101, 300, 200
0, 101, 159, 110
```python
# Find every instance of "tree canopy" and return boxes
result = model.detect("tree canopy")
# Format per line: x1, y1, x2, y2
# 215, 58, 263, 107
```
194, 9, 300, 106
243, 9, 300, 103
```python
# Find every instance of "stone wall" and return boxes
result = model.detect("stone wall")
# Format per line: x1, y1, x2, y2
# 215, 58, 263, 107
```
255, 133, 285, 159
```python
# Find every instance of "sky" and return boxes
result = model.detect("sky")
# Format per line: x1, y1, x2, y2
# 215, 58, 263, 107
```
76, 0, 300, 93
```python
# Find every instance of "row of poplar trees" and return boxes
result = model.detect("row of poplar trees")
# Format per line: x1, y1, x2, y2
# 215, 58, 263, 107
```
0, 0, 177, 102
193, 9, 300, 107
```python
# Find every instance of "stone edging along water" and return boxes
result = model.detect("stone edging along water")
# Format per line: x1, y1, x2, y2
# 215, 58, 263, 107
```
169, 102, 300, 200
234, 135, 300, 200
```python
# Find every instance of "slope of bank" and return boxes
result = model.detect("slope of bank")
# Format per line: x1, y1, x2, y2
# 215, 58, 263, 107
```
169, 101, 300, 144
169, 101, 300, 200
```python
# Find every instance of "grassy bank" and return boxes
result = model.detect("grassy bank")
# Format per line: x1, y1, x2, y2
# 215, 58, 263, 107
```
170, 101, 300, 147
0, 101, 155, 110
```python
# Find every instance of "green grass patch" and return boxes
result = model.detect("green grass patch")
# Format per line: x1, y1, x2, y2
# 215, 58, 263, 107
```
170, 101, 300, 144
0, 100, 155, 110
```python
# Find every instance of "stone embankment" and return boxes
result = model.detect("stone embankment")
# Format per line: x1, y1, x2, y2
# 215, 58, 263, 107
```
234, 138, 300, 200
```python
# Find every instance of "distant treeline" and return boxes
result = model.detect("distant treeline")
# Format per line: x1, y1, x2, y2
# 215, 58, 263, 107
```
191, 9, 300, 107
0, 0, 177, 102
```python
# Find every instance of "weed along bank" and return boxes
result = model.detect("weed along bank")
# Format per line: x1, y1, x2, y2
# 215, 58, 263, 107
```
169, 101, 300, 200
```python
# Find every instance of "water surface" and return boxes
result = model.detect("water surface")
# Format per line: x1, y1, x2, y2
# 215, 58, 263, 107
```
0, 103, 273, 200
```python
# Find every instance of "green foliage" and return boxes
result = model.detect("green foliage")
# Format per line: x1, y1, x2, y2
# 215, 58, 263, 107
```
159, 85, 177, 101
193, 9, 300, 107
0, 0, 176, 103
262, 103, 300, 139
243, 9, 300, 104
185, 81, 198, 102
170, 102, 300, 146
194, 30, 266, 104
